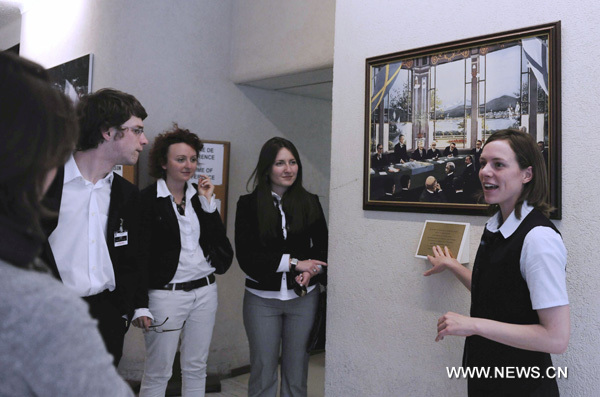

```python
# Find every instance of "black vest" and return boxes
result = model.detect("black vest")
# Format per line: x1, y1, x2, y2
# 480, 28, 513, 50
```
464, 209, 561, 395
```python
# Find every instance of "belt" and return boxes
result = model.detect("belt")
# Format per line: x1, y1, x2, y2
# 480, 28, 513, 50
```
158, 274, 215, 292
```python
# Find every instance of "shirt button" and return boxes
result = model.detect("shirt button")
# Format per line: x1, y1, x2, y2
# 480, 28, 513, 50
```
91, 240, 95, 244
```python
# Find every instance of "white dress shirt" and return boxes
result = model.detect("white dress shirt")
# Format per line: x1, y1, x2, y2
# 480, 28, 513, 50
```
48, 155, 116, 297
156, 179, 216, 283
485, 202, 569, 310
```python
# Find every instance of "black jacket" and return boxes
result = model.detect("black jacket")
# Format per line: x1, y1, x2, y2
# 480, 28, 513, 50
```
235, 191, 328, 291
139, 182, 233, 299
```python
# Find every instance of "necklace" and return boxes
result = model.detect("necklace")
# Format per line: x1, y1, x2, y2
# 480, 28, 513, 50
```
175, 195, 186, 216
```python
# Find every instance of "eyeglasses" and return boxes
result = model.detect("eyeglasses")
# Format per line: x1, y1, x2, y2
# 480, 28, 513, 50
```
148, 317, 185, 333
119, 125, 145, 135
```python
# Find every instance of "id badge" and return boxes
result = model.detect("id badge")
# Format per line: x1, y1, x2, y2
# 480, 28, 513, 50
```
114, 218, 128, 247
114, 231, 128, 247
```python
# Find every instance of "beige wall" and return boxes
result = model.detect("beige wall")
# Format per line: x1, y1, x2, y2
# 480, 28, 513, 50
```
18, 0, 331, 380
327, 0, 600, 395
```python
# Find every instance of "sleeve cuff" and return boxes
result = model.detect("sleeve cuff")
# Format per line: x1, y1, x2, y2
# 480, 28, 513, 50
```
278, 254, 291, 272
199, 194, 217, 213
132, 308, 154, 322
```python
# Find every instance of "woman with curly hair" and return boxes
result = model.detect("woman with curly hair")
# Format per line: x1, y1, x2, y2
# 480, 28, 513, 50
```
138, 125, 233, 397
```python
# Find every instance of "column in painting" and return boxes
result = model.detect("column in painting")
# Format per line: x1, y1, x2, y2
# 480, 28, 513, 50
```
528, 69, 538, 139
470, 54, 479, 148
412, 62, 430, 148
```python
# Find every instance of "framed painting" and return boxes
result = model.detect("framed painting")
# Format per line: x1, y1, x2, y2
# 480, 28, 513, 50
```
47, 54, 94, 102
364, 22, 561, 218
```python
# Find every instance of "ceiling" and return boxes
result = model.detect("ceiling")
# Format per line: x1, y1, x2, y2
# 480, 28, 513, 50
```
240, 68, 333, 101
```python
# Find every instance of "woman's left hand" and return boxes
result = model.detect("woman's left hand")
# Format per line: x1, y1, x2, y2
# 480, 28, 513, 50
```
295, 271, 313, 287
197, 175, 215, 200
436, 311, 477, 341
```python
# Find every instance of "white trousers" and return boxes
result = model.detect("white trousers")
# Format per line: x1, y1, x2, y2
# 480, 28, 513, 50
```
140, 283, 218, 397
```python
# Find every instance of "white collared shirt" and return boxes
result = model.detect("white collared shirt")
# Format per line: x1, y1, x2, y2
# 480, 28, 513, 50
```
485, 202, 568, 310
156, 179, 216, 283
245, 191, 316, 301
48, 155, 116, 297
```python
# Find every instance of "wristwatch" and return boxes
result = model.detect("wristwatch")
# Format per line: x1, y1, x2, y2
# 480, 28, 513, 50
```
290, 257, 299, 272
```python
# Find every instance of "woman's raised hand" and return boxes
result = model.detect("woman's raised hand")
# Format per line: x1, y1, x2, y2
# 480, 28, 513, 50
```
197, 175, 215, 200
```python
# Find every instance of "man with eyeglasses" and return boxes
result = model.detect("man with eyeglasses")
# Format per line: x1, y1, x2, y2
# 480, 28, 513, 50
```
43, 88, 152, 366
371, 143, 388, 171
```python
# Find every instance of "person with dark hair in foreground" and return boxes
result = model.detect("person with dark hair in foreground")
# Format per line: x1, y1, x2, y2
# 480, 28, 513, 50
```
138, 125, 233, 396
425, 129, 569, 396
236, 137, 328, 397
42, 87, 151, 366
0, 52, 133, 396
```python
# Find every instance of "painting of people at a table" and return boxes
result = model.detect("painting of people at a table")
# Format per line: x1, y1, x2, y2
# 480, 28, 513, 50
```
366, 32, 552, 208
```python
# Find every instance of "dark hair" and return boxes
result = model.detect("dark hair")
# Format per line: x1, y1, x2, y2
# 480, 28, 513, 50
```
76, 88, 147, 151
484, 129, 552, 218
0, 52, 79, 237
247, 137, 319, 243
148, 124, 203, 180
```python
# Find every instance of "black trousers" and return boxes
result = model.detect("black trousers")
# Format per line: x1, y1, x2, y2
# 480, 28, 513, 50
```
84, 290, 129, 366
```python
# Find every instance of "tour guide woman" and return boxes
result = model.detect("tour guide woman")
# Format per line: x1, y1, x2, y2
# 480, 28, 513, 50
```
138, 125, 233, 397
425, 129, 569, 396
235, 137, 328, 397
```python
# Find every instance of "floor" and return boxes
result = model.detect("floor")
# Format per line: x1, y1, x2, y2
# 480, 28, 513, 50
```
132, 352, 325, 397
210, 352, 325, 397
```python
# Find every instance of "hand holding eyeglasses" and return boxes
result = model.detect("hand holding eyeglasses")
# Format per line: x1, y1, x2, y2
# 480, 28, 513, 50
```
147, 317, 186, 333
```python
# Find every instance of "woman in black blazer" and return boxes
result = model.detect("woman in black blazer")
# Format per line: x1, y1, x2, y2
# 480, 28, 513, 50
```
138, 125, 232, 397
235, 137, 328, 397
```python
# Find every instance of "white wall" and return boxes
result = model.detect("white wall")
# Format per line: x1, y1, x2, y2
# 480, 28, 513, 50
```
0, 15, 20, 50
18, 0, 331, 380
328, 0, 600, 395
230, 0, 335, 83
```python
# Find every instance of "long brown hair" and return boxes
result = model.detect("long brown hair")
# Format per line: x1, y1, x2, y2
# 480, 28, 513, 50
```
247, 137, 320, 244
